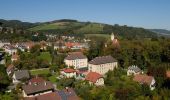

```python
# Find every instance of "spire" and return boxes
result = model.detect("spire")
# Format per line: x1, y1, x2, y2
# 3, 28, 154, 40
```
111, 33, 114, 41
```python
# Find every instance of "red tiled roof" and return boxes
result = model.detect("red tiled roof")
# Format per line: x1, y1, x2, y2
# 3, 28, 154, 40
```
85, 72, 103, 83
133, 74, 154, 85
62, 68, 76, 73
29, 77, 45, 84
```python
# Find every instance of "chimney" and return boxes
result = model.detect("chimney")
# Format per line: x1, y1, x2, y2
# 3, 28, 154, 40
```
44, 82, 47, 86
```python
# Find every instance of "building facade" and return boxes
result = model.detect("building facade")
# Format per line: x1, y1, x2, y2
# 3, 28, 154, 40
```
88, 55, 118, 75
64, 52, 88, 69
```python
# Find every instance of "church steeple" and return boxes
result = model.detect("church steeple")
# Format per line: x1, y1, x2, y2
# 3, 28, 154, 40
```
111, 33, 115, 41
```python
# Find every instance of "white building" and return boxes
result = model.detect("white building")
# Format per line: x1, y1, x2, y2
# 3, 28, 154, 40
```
64, 52, 88, 69
3, 44, 17, 55
85, 72, 104, 86
88, 55, 118, 75
60, 68, 76, 78
127, 65, 142, 76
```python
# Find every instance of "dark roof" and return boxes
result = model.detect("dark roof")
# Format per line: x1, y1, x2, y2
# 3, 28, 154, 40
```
65, 52, 87, 60
24, 88, 79, 100
57, 88, 79, 100
128, 65, 141, 73
14, 70, 30, 80
89, 55, 117, 65
24, 92, 61, 100
22, 81, 54, 95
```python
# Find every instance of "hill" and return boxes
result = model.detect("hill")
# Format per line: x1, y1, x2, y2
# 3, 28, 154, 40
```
0, 19, 158, 38
29, 19, 157, 38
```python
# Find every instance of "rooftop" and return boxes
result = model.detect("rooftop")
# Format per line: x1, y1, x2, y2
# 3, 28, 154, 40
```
133, 74, 154, 85
85, 72, 103, 83
65, 52, 87, 60
89, 55, 117, 65
22, 81, 54, 95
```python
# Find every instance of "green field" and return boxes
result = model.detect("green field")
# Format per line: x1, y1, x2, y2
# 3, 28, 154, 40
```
30, 68, 50, 75
37, 52, 52, 63
75, 23, 104, 33
85, 34, 110, 39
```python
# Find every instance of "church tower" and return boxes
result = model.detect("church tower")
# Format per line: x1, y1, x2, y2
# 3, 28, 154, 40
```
111, 33, 115, 41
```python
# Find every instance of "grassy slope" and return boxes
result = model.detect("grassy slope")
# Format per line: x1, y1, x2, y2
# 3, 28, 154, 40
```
30, 68, 50, 75
37, 52, 52, 63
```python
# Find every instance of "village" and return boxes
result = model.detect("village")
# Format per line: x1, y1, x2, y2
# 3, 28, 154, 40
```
1, 32, 170, 100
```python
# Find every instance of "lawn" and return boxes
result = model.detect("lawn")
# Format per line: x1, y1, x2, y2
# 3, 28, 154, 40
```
37, 52, 52, 63
30, 68, 50, 76
48, 75, 58, 83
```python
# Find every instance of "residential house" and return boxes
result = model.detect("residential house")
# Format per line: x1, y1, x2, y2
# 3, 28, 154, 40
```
22, 81, 54, 97
0, 52, 5, 64
85, 72, 104, 86
54, 42, 66, 50
64, 52, 88, 69
127, 65, 142, 76
11, 54, 19, 62
12, 70, 30, 83
133, 74, 156, 90
28, 77, 45, 84
24, 87, 79, 100
60, 68, 76, 78
88, 55, 118, 75
6, 64, 15, 76
24, 42, 35, 51
3, 44, 17, 55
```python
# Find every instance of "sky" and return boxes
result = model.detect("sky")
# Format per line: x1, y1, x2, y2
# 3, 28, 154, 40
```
0, 0, 170, 30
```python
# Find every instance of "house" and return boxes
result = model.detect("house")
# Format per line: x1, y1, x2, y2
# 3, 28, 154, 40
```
40, 41, 47, 50
24, 87, 79, 100
24, 42, 35, 51
0, 41, 10, 48
3, 44, 17, 55
60, 68, 76, 78
16, 43, 27, 52
11, 54, 19, 62
28, 77, 45, 84
24, 92, 61, 100
88, 55, 118, 75
0, 52, 5, 64
6, 64, 15, 76
12, 70, 30, 83
85, 72, 104, 86
133, 74, 156, 90
64, 52, 88, 69
22, 81, 54, 97
54, 42, 66, 50
127, 65, 142, 76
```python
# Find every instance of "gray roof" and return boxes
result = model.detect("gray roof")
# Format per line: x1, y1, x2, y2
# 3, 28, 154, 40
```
65, 52, 87, 60
128, 65, 141, 73
89, 55, 117, 65
22, 81, 54, 95
14, 70, 30, 80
